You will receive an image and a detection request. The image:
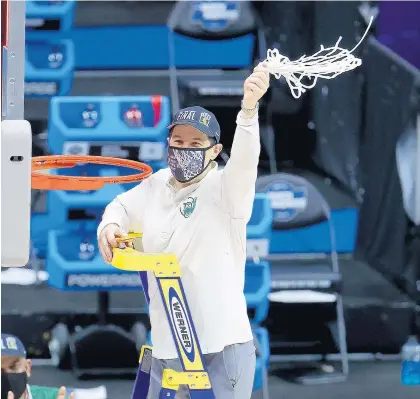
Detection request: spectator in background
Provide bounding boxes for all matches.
[396,124,419,226]
[1,334,74,399]
[396,123,420,300]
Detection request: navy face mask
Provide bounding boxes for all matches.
[2,371,27,399]
[167,146,213,183]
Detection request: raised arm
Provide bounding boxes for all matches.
[221,63,270,219]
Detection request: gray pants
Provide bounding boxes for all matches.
[148,340,256,398]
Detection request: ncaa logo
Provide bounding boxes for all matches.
[63,142,89,156]
[168,287,195,362]
[67,144,84,155]
[82,104,99,128]
[79,241,95,261]
[191,1,240,31]
[48,50,64,69]
[267,182,307,222]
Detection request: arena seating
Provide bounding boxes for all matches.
[70,2,252,70]
[48,95,169,167]
[25,1,75,99]
[34,95,169,376]
[43,94,170,271]
[30,95,170,258]
[247,192,273,260]
[167,1,257,112]
[25,39,74,98]
[26,0,76,35]
[256,172,358,254]
[47,226,142,292]
[167,1,276,174]
[257,172,349,383]
[244,193,272,394]
[252,327,270,392]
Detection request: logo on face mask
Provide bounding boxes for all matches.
[180,197,197,218]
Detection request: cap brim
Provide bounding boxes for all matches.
[167,121,218,141]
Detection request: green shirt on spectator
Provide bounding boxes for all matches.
[27,385,63,399]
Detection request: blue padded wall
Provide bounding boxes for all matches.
[25,1,76,98]
[31,95,170,257]
[26,0,76,36]
[25,39,74,97]
[47,229,142,291]
[48,95,170,173]
[247,193,273,259]
[42,25,254,70]
[257,175,358,254]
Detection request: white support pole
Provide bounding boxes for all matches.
[1,2,32,266]
[3,0,26,120]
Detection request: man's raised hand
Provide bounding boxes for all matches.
[243,62,270,110]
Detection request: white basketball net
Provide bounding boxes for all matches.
[266,17,373,99]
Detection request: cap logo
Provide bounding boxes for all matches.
[2,337,18,350]
[199,112,211,127]
[177,110,196,121]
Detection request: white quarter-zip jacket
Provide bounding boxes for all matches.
[98,111,260,359]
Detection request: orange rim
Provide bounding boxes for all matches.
[32,155,153,191]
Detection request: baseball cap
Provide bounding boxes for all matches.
[168,106,221,144]
[1,334,26,357]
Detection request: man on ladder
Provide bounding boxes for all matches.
[98,63,270,398]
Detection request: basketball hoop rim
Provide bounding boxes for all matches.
[31,155,153,191]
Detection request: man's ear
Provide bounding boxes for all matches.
[212,143,223,159]
[25,359,32,377]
